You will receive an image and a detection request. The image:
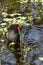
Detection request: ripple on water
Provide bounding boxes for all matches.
[24,25,43,60]
[24,25,43,43]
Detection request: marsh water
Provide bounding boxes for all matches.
[12,24,43,65]
[13,24,43,65]
[0,24,43,65]
[0,1,43,65]
[22,24,43,65]
[0,13,43,65]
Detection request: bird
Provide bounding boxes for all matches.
[6,24,21,52]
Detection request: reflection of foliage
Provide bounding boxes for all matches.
[5,1,43,22]
[12,2,20,11]
[17,20,25,26]
[28,16,33,22]
[0,1,43,65]
[37,2,42,10]
[0,2,43,44]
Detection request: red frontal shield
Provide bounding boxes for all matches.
[17,25,21,33]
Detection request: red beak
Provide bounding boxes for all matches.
[17,25,21,33]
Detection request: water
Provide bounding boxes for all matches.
[0,11,43,65]
[0,23,43,65]
[24,25,43,65]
